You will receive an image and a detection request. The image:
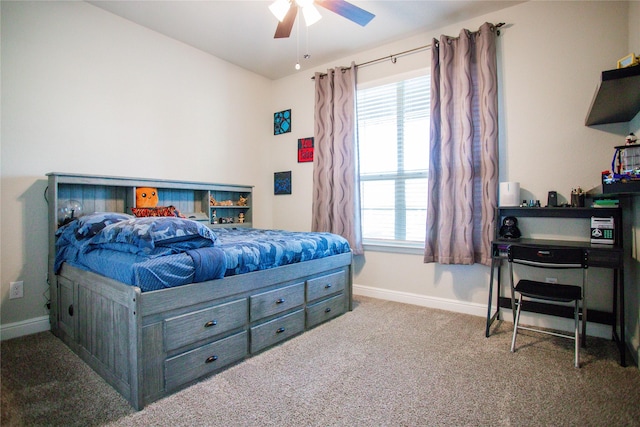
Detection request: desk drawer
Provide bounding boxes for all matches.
[164,299,247,352]
[307,271,346,302]
[250,309,304,353]
[250,283,304,322]
[587,248,622,268]
[164,331,247,391]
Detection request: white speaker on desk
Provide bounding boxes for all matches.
[499,182,520,206]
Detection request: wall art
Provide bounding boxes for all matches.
[274,109,291,135]
[297,137,314,162]
[274,171,292,195]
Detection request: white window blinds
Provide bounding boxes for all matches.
[357,74,430,244]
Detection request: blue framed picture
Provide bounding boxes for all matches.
[274,109,291,135]
[274,171,292,195]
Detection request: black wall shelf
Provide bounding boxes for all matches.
[585,65,640,126]
[498,206,619,219]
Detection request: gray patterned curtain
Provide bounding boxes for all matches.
[312,63,363,255]
[424,22,498,266]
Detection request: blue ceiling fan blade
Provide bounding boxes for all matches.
[316,0,375,27]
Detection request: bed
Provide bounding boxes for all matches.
[47,173,353,410]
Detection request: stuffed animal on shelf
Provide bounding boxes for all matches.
[133,187,185,218]
[237,195,248,206]
[136,187,159,208]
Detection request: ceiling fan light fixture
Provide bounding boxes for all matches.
[269,0,291,22]
[302,4,322,26]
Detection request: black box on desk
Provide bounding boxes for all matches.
[591,217,615,244]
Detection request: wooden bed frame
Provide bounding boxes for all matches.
[47,173,353,410]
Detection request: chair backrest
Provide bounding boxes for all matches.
[508,245,588,270]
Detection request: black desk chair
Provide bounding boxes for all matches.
[508,245,588,368]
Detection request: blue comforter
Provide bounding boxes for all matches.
[55,213,351,292]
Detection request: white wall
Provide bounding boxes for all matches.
[271,0,638,354]
[0,1,274,332]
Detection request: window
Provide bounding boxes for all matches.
[357,74,430,247]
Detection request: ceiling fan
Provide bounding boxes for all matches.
[269,0,375,39]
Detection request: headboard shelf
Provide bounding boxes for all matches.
[47,172,254,229]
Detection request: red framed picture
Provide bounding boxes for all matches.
[298,137,314,163]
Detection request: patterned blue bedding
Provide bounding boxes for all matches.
[55,213,351,292]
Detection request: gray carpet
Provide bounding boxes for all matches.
[2,296,640,426]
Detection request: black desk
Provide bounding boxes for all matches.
[485,208,626,366]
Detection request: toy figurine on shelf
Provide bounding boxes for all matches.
[499,216,521,239]
[625,132,637,145]
[237,195,248,206]
[571,188,585,207]
[209,196,233,206]
[238,212,245,223]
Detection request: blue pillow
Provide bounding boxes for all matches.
[87,217,217,256]
[75,212,134,240]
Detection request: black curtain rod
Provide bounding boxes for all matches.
[312,22,505,80]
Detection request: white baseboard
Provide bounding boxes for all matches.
[0,316,50,341]
[353,284,612,339]
[353,283,487,317]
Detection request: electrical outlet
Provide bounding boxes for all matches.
[10,281,24,299]
[545,277,558,284]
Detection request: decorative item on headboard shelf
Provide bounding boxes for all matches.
[136,187,158,208]
[237,195,248,206]
[209,196,233,206]
[58,199,84,226]
[134,187,185,218]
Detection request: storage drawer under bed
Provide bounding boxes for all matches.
[250,309,305,353]
[250,282,304,322]
[164,298,247,352]
[306,271,346,302]
[306,293,346,329]
[164,331,248,391]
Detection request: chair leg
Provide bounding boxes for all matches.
[574,300,580,368]
[511,295,523,353]
[581,304,587,348]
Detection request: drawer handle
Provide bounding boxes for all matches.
[324,307,332,313]
[276,327,286,334]
[324,284,332,289]
[276,298,286,304]
[205,355,218,364]
[204,320,218,328]
[68,304,74,317]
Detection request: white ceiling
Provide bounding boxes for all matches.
[88,0,523,80]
